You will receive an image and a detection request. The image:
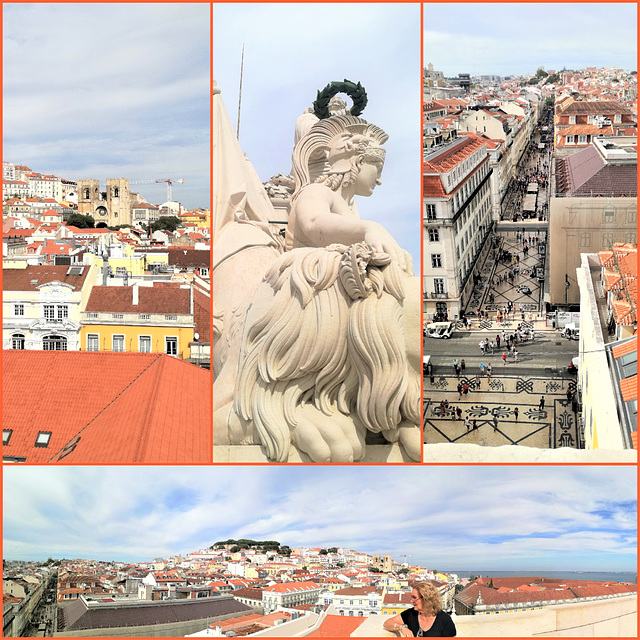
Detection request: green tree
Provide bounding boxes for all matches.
[398,568,410,575]
[454,584,465,594]
[230,545,241,553]
[66,213,95,228]
[319,549,328,555]
[327,547,338,554]
[150,216,181,234]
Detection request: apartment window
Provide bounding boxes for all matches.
[13,304,24,316]
[434,278,445,294]
[112,335,125,352]
[43,335,67,350]
[139,314,151,320]
[165,337,178,356]
[425,204,437,221]
[87,312,98,319]
[57,305,68,320]
[604,210,615,224]
[116,267,127,276]
[569,116,576,124]
[44,304,55,321]
[87,334,99,351]
[34,431,52,448]
[113,313,124,320]
[602,232,614,248]
[165,315,177,321]
[11,334,25,350]
[627,210,637,224]
[566,135,575,144]
[624,232,637,243]
[3,430,12,445]
[614,114,621,123]
[139,336,152,353]
[578,135,587,144]
[428,228,439,242]
[431,254,442,268]
[587,115,594,123]
[579,233,591,248]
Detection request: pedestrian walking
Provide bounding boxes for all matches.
[457,382,463,399]
[463,382,469,395]
[472,419,477,429]
[479,362,485,376]
[461,359,466,373]
[456,407,462,421]
[465,416,471,431]
[514,407,519,421]
[496,334,501,348]
[514,349,518,363]
[493,415,499,431]
[502,352,507,365]
[479,341,485,354]
[539,396,545,411]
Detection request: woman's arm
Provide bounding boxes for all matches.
[382,613,413,636]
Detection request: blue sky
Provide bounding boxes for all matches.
[3,3,210,209]
[425,3,637,77]
[213,3,422,268]
[4,466,636,572]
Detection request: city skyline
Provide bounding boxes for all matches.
[424,3,637,77]
[4,466,636,572]
[213,3,422,268]
[2,3,210,209]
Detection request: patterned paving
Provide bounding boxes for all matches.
[423,375,581,449]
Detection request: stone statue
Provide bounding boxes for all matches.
[213,81,420,462]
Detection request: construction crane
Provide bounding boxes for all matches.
[130,178,185,202]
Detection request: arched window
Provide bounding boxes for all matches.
[43,335,68,351]
[11,333,25,350]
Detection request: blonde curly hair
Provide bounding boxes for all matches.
[413,582,443,616]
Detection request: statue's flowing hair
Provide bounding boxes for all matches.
[232,243,420,462]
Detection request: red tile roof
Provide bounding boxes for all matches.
[612,337,637,359]
[85,284,191,314]
[308,614,367,637]
[3,351,211,463]
[3,265,89,291]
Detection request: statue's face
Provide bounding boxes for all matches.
[353,161,383,197]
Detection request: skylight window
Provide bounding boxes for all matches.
[3,430,12,445]
[35,431,52,447]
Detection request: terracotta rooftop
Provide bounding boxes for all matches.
[3,265,89,291]
[85,284,191,315]
[264,581,319,593]
[308,614,367,637]
[555,145,637,196]
[3,351,211,463]
[138,246,210,269]
[558,98,633,115]
[424,133,487,174]
[558,124,613,136]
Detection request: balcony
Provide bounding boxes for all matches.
[429,291,449,299]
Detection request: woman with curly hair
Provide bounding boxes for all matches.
[383,582,456,637]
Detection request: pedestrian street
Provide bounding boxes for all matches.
[462,230,546,326]
[423,374,581,449]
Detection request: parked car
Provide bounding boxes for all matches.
[425,321,453,339]
[567,357,579,373]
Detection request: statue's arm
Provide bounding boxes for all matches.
[294,187,406,269]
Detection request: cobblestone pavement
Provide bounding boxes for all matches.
[423,374,582,449]
[423,226,583,450]
[464,230,546,323]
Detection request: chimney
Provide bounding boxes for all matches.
[132,282,139,306]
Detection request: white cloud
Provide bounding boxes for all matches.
[4,466,635,571]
